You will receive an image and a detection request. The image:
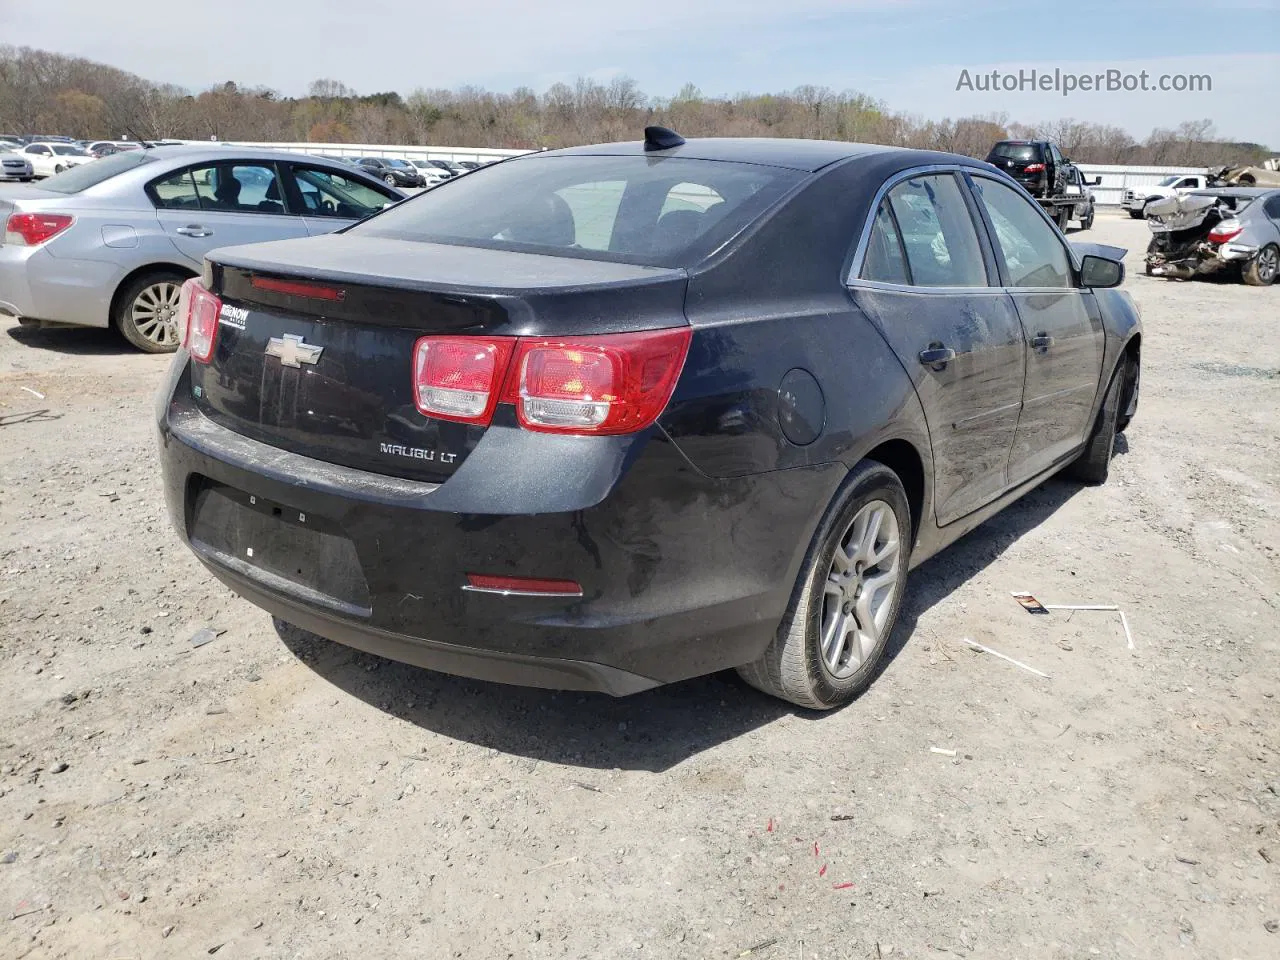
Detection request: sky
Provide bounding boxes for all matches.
[4,0,1278,147]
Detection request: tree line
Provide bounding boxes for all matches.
[1,45,1271,168]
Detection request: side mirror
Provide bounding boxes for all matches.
[1090,176,1102,186]
[1080,254,1124,288]
[1062,157,1072,164]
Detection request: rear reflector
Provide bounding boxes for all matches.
[413,336,515,424]
[463,574,583,597]
[179,277,222,363]
[4,212,74,246]
[251,275,345,301]
[504,327,692,435]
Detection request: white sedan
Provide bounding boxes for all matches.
[22,142,94,178]
[407,159,451,186]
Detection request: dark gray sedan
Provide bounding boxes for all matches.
[0,146,403,351]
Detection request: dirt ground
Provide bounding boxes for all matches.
[1,211,1278,960]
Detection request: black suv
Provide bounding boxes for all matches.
[355,157,426,188]
[985,140,1070,199]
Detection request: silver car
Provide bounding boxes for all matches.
[0,149,34,182]
[1145,187,1280,286]
[0,146,404,351]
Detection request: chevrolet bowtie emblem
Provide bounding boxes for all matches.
[265,334,323,368]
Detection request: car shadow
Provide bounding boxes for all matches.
[274,475,1090,772]
[4,322,131,356]
[881,475,1083,670]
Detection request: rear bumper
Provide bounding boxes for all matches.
[0,244,119,327]
[157,359,842,695]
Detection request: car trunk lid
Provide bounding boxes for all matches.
[191,235,689,482]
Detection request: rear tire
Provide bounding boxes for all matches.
[1082,207,1095,230]
[1054,206,1070,231]
[114,270,190,353]
[1242,244,1278,286]
[737,462,911,710]
[384,174,396,186]
[1068,357,1129,484]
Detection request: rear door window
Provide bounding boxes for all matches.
[150,169,202,209]
[882,174,988,287]
[192,163,287,214]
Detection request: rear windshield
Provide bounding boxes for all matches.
[40,149,158,193]
[988,143,1041,161]
[352,154,804,267]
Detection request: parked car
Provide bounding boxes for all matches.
[984,139,1091,230]
[86,140,143,158]
[1209,163,1280,188]
[0,134,24,148]
[156,128,1141,709]
[21,135,75,145]
[456,160,484,170]
[423,158,467,178]
[22,142,94,178]
[408,159,451,186]
[1120,173,1208,219]
[1145,187,1280,285]
[0,146,404,352]
[0,149,35,181]
[355,157,426,188]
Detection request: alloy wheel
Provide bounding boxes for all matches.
[131,282,182,348]
[1259,246,1279,283]
[819,499,902,679]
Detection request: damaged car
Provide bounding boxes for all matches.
[1145,188,1280,286]
[1208,161,1280,189]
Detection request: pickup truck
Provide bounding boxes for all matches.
[985,139,1100,231]
[1120,173,1209,219]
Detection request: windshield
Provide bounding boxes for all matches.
[52,145,87,156]
[40,149,157,193]
[386,159,412,168]
[352,154,804,267]
[989,143,1040,161]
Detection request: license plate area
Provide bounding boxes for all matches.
[188,479,371,615]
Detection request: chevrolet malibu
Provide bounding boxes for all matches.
[156,129,1141,709]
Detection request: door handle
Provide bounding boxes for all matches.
[175,225,212,237]
[1030,334,1054,351]
[918,345,956,369]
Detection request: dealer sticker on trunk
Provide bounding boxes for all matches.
[219,304,248,330]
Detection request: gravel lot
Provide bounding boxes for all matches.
[1,210,1278,959]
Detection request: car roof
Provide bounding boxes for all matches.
[136,144,353,165]
[543,137,900,172]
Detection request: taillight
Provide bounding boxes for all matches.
[412,336,515,424]
[4,212,74,246]
[1207,219,1243,244]
[504,327,692,435]
[179,277,221,363]
[1024,163,1046,173]
[411,328,692,434]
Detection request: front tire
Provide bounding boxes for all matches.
[737,462,911,710]
[384,174,396,186]
[114,270,189,353]
[1242,244,1278,286]
[1128,209,1143,219]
